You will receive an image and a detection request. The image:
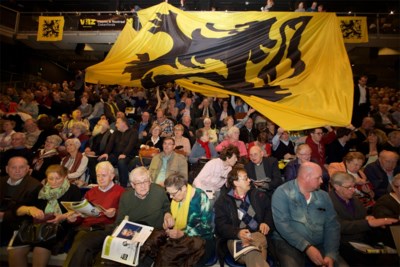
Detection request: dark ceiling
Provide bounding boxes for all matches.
[2,0,399,13]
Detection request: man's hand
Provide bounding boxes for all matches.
[103,208,116,218]
[322,256,334,267]
[166,229,184,239]
[259,223,270,235]
[305,245,325,266]
[238,229,253,247]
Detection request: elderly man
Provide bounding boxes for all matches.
[239,117,259,145]
[245,146,282,196]
[65,166,173,267]
[271,162,340,267]
[0,132,33,174]
[98,117,137,187]
[0,156,42,246]
[153,108,175,137]
[23,118,41,149]
[364,150,400,200]
[329,172,398,266]
[149,137,188,186]
[381,130,400,154]
[137,111,152,141]
[64,161,125,267]
[85,119,113,183]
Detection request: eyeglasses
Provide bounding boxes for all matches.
[238,176,249,182]
[131,180,150,187]
[167,188,181,197]
[340,185,356,191]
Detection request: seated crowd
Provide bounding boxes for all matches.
[0,80,400,267]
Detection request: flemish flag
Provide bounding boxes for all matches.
[86,3,353,130]
[37,16,65,41]
[338,16,369,43]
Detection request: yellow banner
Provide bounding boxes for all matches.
[86,3,353,130]
[338,16,369,43]
[37,16,65,41]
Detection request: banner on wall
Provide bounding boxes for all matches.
[86,3,353,130]
[37,16,65,41]
[78,15,127,31]
[338,16,369,43]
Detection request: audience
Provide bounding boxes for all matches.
[284,143,312,182]
[31,135,62,181]
[61,138,88,187]
[188,128,218,164]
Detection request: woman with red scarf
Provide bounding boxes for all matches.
[61,138,88,187]
[189,128,218,164]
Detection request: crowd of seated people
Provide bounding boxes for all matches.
[0,79,400,267]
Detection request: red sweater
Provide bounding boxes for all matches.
[305,131,336,167]
[81,184,125,227]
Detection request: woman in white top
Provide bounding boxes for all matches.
[173,124,191,156]
[61,138,88,187]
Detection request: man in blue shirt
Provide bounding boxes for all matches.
[271,162,340,267]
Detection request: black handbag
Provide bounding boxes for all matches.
[16,220,60,245]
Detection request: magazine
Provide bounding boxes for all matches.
[349,241,397,254]
[101,219,154,266]
[61,199,105,217]
[233,239,260,260]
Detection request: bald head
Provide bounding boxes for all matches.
[249,145,264,164]
[297,162,323,193]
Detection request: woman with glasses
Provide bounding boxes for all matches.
[328,151,375,210]
[163,174,214,266]
[215,165,273,267]
[329,172,398,267]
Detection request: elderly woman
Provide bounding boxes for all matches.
[356,129,384,165]
[70,121,90,152]
[61,138,88,187]
[143,124,164,151]
[0,119,16,151]
[328,151,375,209]
[218,108,255,142]
[31,135,62,181]
[189,128,218,164]
[193,145,239,202]
[202,117,218,144]
[17,92,39,119]
[216,126,248,158]
[173,124,191,156]
[283,143,311,182]
[8,165,81,267]
[163,174,214,266]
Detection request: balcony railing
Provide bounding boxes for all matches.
[1,5,399,36]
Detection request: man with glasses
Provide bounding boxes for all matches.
[215,165,273,267]
[305,126,336,169]
[65,166,173,267]
[149,137,188,186]
[329,172,398,266]
[153,108,174,137]
[271,162,340,267]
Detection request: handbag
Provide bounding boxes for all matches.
[15,220,60,245]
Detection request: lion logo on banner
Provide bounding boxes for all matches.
[123,10,312,102]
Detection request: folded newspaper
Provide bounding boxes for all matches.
[61,199,104,217]
[101,219,154,266]
[233,240,260,260]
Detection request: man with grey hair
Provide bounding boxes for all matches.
[23,118,41,149]
[329,171,398,266]
[364,150,400,200]
[0,132,33,174]
[272,162,340,267]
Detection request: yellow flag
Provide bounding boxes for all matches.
[37,16,64,41]
[338,16,369,43]
[86,3,353,130]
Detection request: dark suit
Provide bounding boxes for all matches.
[240,127,259,144]
[352,84,370,127]
[0,175,42,245]
[245,157,282,197]
[364,160,400,200]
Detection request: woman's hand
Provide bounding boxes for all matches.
[66,212,81,223]
[47,213,67,224]
[163,213,175,230]
[166,229,184,239]
[27,206,45,220]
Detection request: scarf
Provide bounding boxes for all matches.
[171,184,193,230]
[197,139,211,159]
[62,152,83,173]
[38,178,70,214]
